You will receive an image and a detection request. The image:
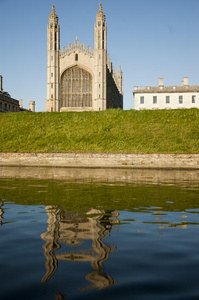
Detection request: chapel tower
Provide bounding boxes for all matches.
[46,4,60,112]
[94,3,107,111]
[45,3,123,112]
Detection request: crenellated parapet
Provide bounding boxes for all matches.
[106,54,123,94]
[60,37,94,58]
[46,3,123,111]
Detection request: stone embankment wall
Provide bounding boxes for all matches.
[1,166,199,184]
[0,153,199,169]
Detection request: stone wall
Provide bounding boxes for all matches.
[0,153,198,169]
[1,166,199,184]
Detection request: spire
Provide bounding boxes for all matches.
[117,65,123,94]
[47,4,60,112]
[96,2,105,21]
[49,4,58,21]
[118,65,122,77]
[74,36,79,46]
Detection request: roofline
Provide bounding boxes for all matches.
[133,85,199,95]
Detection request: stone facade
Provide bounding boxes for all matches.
[0,91,20,113]
[133,77,199,110]
[45,3,123,112]
[0,75,20,112]
[0,75,35,113]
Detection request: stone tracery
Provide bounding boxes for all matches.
[46,3,123,112]
[61,67,92,108]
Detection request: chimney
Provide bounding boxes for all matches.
[182,77,189,86]
[19,99,23,108]
[159,77,164,86]
[29,101,35,112]
[0,75,3,91]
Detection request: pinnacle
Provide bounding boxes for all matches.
[49,4,58,20]
[96,2,105,21]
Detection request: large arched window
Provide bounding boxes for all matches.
[61,67,92,108]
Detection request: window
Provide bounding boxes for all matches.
[51,73,53,77]
[61,66,92,108]
[0,102,2,110]
[50,33,53,50]
[192,95,196,103]
[51,94,53,99]
[75,54,78,61]
[166,96,170,104]
[179,96,183,104]
[140,96,144,104]
[55,33,57,50]
[153,96,157,104]
[99,84,101,88]
[51,84,53,89]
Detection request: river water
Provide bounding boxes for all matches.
[0,167,199,300]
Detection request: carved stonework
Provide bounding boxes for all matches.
[96,2,105,21]
[61,66,92,108]
[60,37,93,58]
[46,3,123,112]
[49,4,58,21]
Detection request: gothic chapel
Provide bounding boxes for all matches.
[45,3,123,112]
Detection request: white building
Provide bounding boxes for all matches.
[133,77,199,110]
[45,3,123,112]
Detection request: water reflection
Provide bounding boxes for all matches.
[0,202,3,226]
[41,207,119,290]
[1,175,199,300]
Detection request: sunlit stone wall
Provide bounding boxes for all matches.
[0,153,198,169]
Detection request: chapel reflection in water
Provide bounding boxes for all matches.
[41,206,120,290]
[0,202,4,226]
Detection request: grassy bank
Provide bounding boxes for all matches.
[0,109,199,153]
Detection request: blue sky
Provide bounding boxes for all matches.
[0,0,199,111]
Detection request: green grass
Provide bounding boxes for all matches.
[0,109,199,153]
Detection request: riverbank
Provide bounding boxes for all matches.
[1,109,199,153]
[0,153,199,169]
